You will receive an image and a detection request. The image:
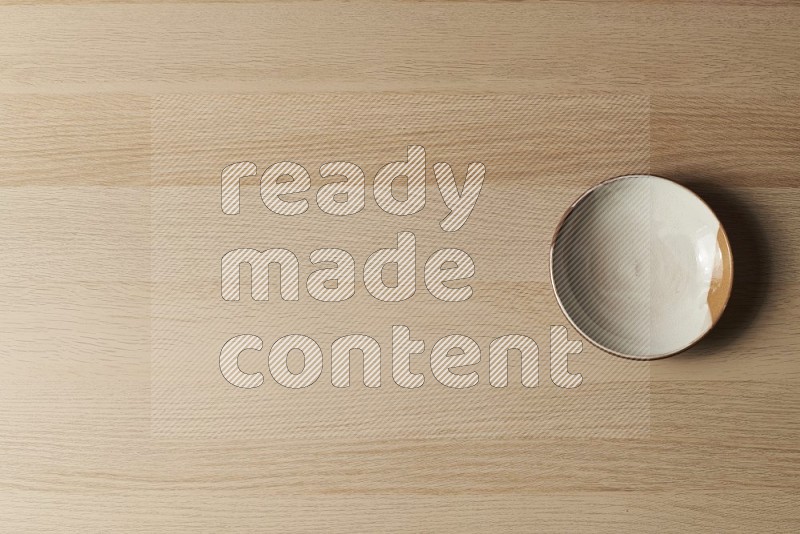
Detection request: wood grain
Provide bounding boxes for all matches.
[1,1,799,532]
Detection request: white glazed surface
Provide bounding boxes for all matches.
[551,175,729,359]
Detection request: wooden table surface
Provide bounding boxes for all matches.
[1,1,799,532]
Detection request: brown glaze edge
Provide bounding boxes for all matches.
[707,226,734,324]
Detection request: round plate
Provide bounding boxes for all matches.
[550,175,733,360]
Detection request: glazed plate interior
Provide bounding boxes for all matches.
[550,175,733,359]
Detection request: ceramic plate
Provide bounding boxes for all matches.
[550,175,733,359]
